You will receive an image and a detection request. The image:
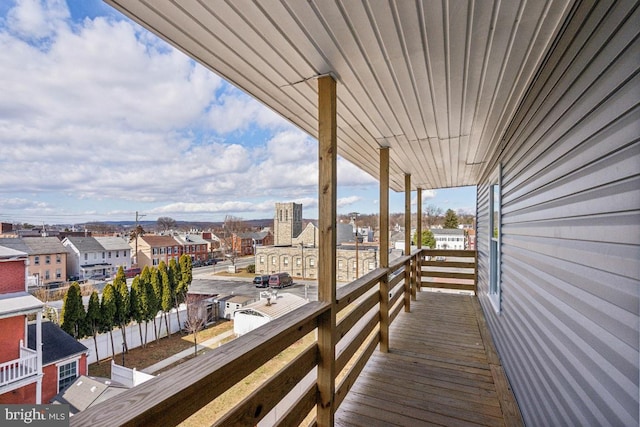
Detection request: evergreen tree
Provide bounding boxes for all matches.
[101,283,117,356]
[179,254,193,287]
[61,282,85,338]
[113,271,130,352]
[161,269,173,336]
[175,255,192,322]
[169,258,183,331]
[130,277,145,346]
[139,267,153,345]
[444,209,459,229]
[85,290,102,363]
[168,258,181,295]
[149,267,162,342]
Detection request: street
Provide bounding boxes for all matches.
[191,263,319,302]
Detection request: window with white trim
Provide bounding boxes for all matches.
[58,360,77,392]
[489,166,502,312]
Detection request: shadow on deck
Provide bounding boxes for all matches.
[336,291,524,427]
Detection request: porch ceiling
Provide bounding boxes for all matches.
[106,0,573,192]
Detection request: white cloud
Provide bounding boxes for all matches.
[6,0,69,40]
[1,2,458,224]
[337,158,377,186]
[207,90,290,134]
[337,196,361,208]
[0,197,49,210]
[411,190,437,206]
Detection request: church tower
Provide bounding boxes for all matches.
[274,202,302,246]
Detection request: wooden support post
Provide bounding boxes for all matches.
[416,188,422,293]
[404,174,413,309]
[417,187,422,292]
[317,75,337,426]
[379,147,390,353]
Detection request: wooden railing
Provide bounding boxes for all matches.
[0,347,38,387]
[420,249,477,293]
[71,249,474,426]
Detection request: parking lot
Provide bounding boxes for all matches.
[189,273,319,302]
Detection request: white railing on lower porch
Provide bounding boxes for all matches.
[0,346,38,387]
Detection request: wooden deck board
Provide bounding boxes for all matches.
[336,291,523,427]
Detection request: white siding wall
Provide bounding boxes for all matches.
[476,1,639,425]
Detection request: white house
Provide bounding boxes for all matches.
[431,229,465,250]
[61,236,111,280]
[93,236,132,276]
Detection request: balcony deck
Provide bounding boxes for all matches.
[335,291,523,427]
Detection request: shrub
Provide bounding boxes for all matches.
[246,264,256,273]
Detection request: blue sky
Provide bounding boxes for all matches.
[0,0,476,225]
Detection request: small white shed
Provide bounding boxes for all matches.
[233,293,307,336]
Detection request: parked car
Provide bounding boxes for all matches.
[253,275,270,288]
[45,281,64,289]
[269,272,293,289]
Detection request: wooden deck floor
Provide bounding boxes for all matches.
[335,291,523,427]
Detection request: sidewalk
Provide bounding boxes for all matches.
[141,329,235,374]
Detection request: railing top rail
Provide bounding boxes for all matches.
[70,301,329,427]
[410,248,423,257]
[419,248,477,257]
[389,255,411,271]
[336,268,386,312]
[20,346,37,355]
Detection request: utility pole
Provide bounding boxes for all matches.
[134,211,146,267]
[350,212,359,279]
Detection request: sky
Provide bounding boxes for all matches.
[0,0,476,226]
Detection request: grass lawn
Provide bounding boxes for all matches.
[88,320,234,378]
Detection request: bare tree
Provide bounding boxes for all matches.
[157,216,177,232]
[423,204,443,228]
[183,294,209,356]
[129,224,145,267]
[222,215,248,266]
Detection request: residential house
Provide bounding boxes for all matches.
[61,236,111,281]
[0,237,68,286]
[22,237,69,286]
[233,231,273,256]
[431,228,466,250]
[72,1,640,426]
[133,235,182,269]
[93,236,132,276]
[27,321,89,403]
[200,232,222,259]
[230,232,253,256]
[465,228,476,251]
[173,233,209,262]
[0,245,44,404]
